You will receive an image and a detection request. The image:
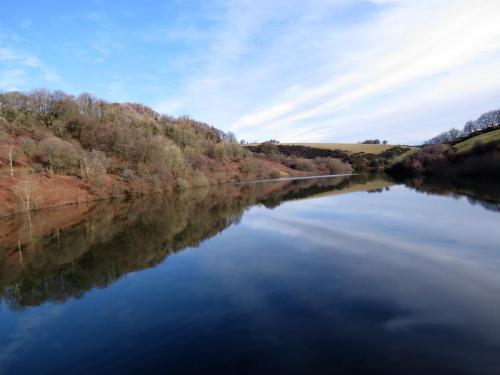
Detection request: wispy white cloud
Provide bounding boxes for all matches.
[0,306,63,371]
[2,1,498,143]
[0,42,60,90]
[0,69,26,91]
[240,189,500,340]
[19,20,32,29]
[0,47,41,68]
[154,0,500,144]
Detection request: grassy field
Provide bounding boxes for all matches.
[392,147,419,162]
[304,179,394,200]
[280,143,415,155]
[453,129,500,153]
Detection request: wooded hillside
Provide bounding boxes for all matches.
[0,89,352,216]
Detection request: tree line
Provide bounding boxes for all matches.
[425,109,500,145]
[0,89,355,211]
[0,89,265,196]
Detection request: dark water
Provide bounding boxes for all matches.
[0,175,500,374]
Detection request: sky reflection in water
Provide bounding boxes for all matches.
[0,176,499,374]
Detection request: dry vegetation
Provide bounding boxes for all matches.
[0,89,353,215]
[247,142,414,172]
[389,140,500,180]
[249,141,354,175]
[281,143,401,155]
[389,111,500,180]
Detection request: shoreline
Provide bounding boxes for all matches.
[0,171,352,219]
[235,173,356,185]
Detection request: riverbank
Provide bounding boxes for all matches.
[0,174,361,257]
[0,166,337,218]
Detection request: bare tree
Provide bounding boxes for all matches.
[8,145,14,177]
[17,240,23,266]
[15,175,34,212]
[463,121,476,136]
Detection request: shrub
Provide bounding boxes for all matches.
[191,170,209,187]
[389,144,453,177]
[269,169,281,179]
[36,137,81,174]
[19,137,37,157]
[32,162,44,173]
[0,130,11,143]
[164,124,202,149]
[175,177,190,191]
[325,158,352,174]
[81,150,108,181]
[260,141,279,156]
[211,142,247,161]
[240,158,254,174]
[213,171,226,184]
[121,168,135,180]
[293,157,315,171]
[252,159,268,178]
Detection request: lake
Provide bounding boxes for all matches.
[0,175,499,374]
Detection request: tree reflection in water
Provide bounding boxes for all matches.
[1,174,498,310]
[0,175,373,309]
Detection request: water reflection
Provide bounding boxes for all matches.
[0,175,499,375]
[399,176,500,212]
[0,175,384,309]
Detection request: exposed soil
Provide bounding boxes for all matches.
[0,158,314,218]
[0,173,95,217]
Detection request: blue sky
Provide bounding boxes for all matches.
[1,0,500,144]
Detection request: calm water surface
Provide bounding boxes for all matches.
[0,175,499,374]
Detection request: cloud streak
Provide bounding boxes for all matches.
[155,0,500,144]
[1,1,499,143]
[0,41,60,90]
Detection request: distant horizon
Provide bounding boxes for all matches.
[1,1,500,144]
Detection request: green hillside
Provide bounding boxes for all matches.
[453,129,500,153]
